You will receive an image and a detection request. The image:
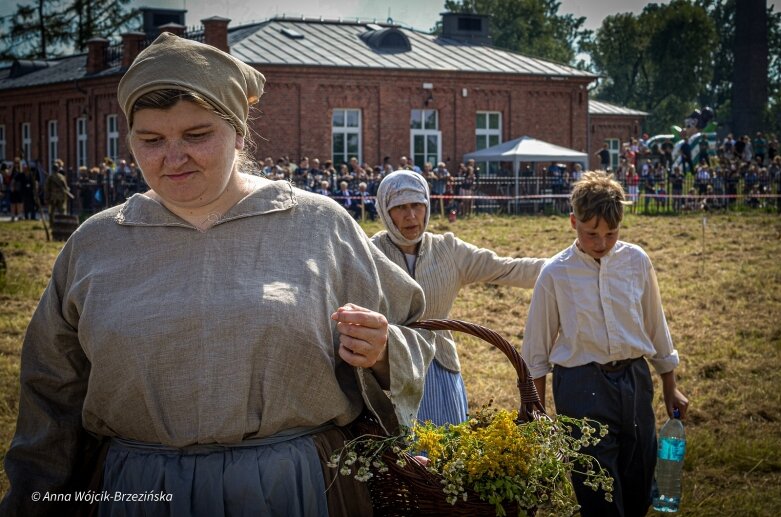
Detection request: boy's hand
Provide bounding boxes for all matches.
[661,370,689,419]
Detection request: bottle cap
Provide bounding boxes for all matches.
[673,407,681,419]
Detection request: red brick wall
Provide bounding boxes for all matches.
[589,114,645,170]
[1,64,604,173]
[251,66,592,171]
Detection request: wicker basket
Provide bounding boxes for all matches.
[353,319,548,517]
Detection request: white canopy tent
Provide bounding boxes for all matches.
[463,136,589,212]
[463,135,588,169]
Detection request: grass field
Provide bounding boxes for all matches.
[1,211,780,515]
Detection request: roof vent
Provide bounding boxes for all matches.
[360,27,410,52]
[280,27,304,39]
[140,7,187,39]
[9,59,50,78]
[440,12,491,44]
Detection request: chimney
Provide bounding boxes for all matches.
[158,22,186,37]
[86,37,109,74]
[202,16,230,53]
[440,12,491,45]
[121,31,147,68]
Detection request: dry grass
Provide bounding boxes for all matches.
[1,212,780,515]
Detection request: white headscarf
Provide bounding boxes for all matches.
[376,170,430,248]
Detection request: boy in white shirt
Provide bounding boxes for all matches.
[522,171,689,517]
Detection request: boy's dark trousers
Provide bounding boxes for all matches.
[553,358,656,517]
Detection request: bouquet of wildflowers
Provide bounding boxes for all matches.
[329,405,613,516]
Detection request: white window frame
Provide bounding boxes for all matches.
[410,109,441,170]
[48,120,59,173]
[76,117,88,168]
[607,138,620,171]
[331,109,362,167]
[106,114,119,164]
[0,125,5,161]
[476,111,502,175]
[21,122,31,162]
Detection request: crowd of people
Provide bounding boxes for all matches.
[0,157,149,223]
[2,132,780,224]
[604,131,781,213]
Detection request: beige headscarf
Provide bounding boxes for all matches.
[117,32,265,136]
[376,170,431,248]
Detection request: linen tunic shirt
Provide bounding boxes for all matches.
[371,231,544,371]
[521,240,679,379]
[2,179,434,513]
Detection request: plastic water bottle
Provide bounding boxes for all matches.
[653,408,686,512]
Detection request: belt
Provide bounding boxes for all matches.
[110,423,335,454]
[596,357,640,373]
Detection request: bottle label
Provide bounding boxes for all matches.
[659,437,686,461]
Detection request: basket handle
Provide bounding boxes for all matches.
[409,319,547,422]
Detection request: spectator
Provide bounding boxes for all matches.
[753,132,767,165]
[9,158,25,221]
[336,180,359,219]
[670,166,684,212]
[625,164,639,213]
[460,165,477,216]
[398,156,413,171]
[355,182,376,221]
[695,164,711,195]
[661,138,674,171]
[680,136,694,175]
[0,163,10,215]
[571,163,584,183]
[44,166,72,224]
[20,162,38,221]
[316,180,332,196]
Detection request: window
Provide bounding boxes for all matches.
[47,120,59,173]
[331,109,361,167]
[607,139,620,170]
[0,125,5,161]
[410,109,440,169]
[76,117,88,168]
[21,122,31,161]
[476,111,502,175]
[106,114,119,163]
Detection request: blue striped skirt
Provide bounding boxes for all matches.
[416,359,469,426]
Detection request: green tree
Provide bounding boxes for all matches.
[0,0,138,59]
[582,13,648,107]
[439,0,591,66]
[586,1,716,134]
[1,0,72,59]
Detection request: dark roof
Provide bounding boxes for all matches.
[589,99,648,116]
[0,16,594,92]
[229,17,595,78]
[0,54,92,90]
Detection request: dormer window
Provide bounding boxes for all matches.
[360,26,410,51]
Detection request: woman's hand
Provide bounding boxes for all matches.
[331,303,389,371]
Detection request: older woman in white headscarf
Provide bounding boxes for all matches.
[372,170,547,426]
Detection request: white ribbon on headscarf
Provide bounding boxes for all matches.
[376,170,431,248]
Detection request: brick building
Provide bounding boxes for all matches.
[588,100,649,170]
[0,11,644,175]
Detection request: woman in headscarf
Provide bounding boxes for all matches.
[1,33,435,517]
[372,170,546,426]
